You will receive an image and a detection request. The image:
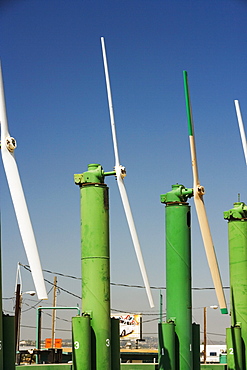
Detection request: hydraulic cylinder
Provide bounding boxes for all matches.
[158,322,176,370]
[227,326,243,370]
[3,315,14,370]
[192,323,200,370]
[161,184,193,370]
[75,164,111,370]
[72,315,91,370]
[224,202,247,370]
[111,318,120,370]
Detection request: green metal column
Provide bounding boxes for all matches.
[192,323,200,370]
[75,164,112,370]
[161,184,193,370]
[3,315,14,370]
[72,315,91,370]
[227,326,243,370]
[224,202,247,370]
[111,317,120,370]
[158,322,176,370]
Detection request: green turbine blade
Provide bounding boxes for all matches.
[183,70,194,136]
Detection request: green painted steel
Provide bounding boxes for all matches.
[227,326,243,370]
[3,314,15,370]
[111,318,120,370]
[160,184,193,204]
[158,322,175,370]
[192,323,200,370]
[224,202,247,370]
[72,315,91,370]
[75,164,111,370]
[183,70,193,136]
[161,184,193,370]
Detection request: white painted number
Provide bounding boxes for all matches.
[106,339,110,347]
[229,348,234,355]
[74,341,80,350]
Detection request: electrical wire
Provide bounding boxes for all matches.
[16,263,228,337]
[19,264,230,290]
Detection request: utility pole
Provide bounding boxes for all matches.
[14,284,21,356]
[51,277,57,348]
[203,307,207,364]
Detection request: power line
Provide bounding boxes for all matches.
[21,264,81,300]
[19,264,230,291]
[16,264,229,330]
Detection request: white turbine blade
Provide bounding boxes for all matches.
[0,64,47,300]
[101,38,154,307]
[189,135,200,190]
[194,193,227,312]
[1,150,48,300]
[184,71,227,313]
[117,174,154,308]
[190,133,227,312]
[234,100,247,165]
[101,37,120,167]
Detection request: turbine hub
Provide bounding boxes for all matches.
[116,165,126,179]
[6,136,17,152]
[197,185,205,195]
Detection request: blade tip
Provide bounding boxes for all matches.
[149,299,155,308]
[220,308,228,315]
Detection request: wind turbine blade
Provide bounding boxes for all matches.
[0,64,47,300]
[234,100,247,165]
[0,63,9,139]
[194,195,227,313]
[101,38,154,307]
[183,71,227,314]
[101,37,120,167]
[183,71,200,188]
[117,175,154,308]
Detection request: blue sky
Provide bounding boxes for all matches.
[1,0,247,342]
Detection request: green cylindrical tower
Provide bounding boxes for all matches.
[158,322,176,370]
[72,315,91,370]
[111,318,120,370]
[224,202,247,370]
[227,326,243,370]
[161,184,193,370]
[3,315,15,370]
[75,164,111,370]
[192,323,200,370]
